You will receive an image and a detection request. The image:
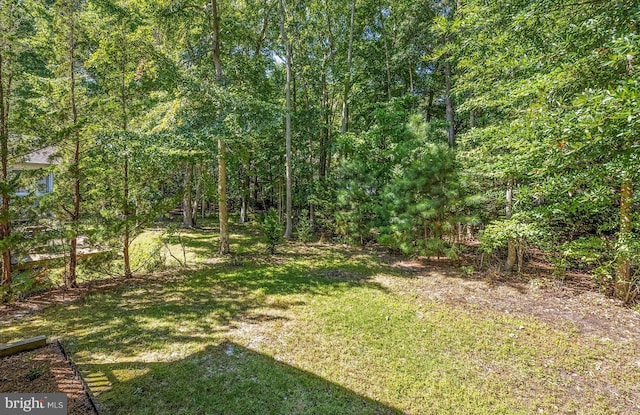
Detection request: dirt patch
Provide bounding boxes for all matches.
[381,257,640,343]
[0,342,98,415]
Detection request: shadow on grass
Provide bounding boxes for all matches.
[1,254,391,357]
[87,341,401,415]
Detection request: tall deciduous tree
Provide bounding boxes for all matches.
[279,0,293,239]
[211,0,230,254]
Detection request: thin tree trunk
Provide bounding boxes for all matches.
[192,162,201,227]
[240,158,250,223]
[517,239,524,273]
[120,27,132,278]
[279,0,293,239]
[326,105,334,176]
[250,159,258,211]
[341,0,356,133]
[615,176,633,302]
[378,0,392,100]
[123,156,132,277]
[319,70,328,178]
[408,64,414,94]
[66,9,80,288]
[211,0,229,254]
[240,194,247,223]
[278,177,283,221]
[0,52,12,286]
[426,90,434,123]
[444,63,455,147]
[218,137,229,253]
[505,176,516,272]
[183,162,194,228]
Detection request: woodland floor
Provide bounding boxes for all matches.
[1,227,639,414]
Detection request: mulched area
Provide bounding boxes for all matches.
[0,342,99,415]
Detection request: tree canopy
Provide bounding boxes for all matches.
[0,0,638,303]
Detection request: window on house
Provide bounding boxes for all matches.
[14,172,53,195]
[36,174,53,194]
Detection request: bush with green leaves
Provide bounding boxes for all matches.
[480,214,544,271]
[261,209,283,254]
[297,209,313,243]
[560,237,612,269]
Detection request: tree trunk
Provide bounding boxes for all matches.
[123,156,132,277]
[0,48,12,286]
[65,8,80,289]
[408,62,414,95]
[211,0,229,254]
[615,176,633,302]
[444,63,455,147]
[319,70,328,178]
[341,0,356,133]
[218,139,229,253]
[505,176,516,272]
[183,162,194,228]
[517,239,524,273]
[240,196,247,223]
[240,158,250,223]
[120,25,133,278]
[192,163,201,227]
[426,90,434,123]
[378,0,392,100]
[280,0,293,239]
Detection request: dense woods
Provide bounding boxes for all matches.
[0,0,638,303]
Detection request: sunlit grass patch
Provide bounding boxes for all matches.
[1,226,639,414]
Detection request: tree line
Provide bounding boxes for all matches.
[0,0,637,303]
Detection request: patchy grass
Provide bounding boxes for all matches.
[2,224,639,414]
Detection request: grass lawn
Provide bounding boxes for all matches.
[1,224,639,414]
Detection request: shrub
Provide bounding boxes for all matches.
[261,209,283,254]
[480,214,544,272]
[297,209,313,243]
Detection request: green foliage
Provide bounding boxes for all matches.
[26,366,45,381]
[561,237,612,269]
[456,0,639,281]
[260,208,282,254]
[130,233,165,273]
[3,0,639,304]
[296,209,313,243]
[336,99,465,256]
[379,117,463,257]
[0,269,55,303]
[479,215,544,255]
[460,265,475,277]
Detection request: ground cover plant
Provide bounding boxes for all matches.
[2,225,639,414]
